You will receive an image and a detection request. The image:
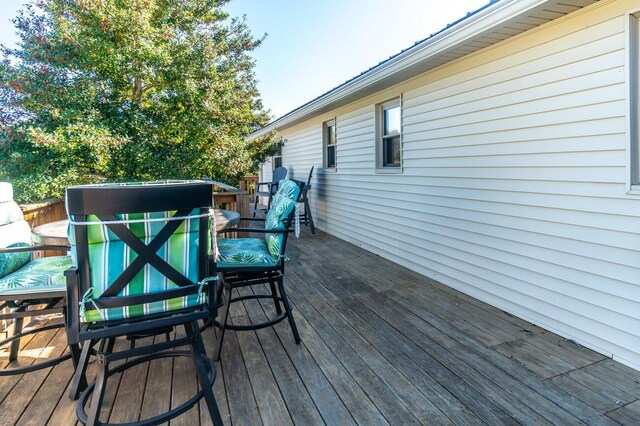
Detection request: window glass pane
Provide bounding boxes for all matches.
[329,124,336,145]
[327,145,336,168]
[383,136,401,167]
[273,156,282,169]
[384,105,400,135]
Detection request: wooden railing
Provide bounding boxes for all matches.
[20,198,66,228]
[239,175,259,203]
[20,199,67,258]
[210,181,251,237]
[210,181,250,216]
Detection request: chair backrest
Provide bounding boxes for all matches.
[0,183,32,278]
[305,166,314,188]
[299,166,314,201]
[270,167,288,196]
[66,181,213,323]
[272,167,288,184]
[264,179,302,257]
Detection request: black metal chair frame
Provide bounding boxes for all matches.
[298,166,315,234]
[0,244,82,376]
[65,182,223,426]
[252,166,287,217]
[213,179,304,361]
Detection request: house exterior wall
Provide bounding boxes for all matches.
[272,0,640,369]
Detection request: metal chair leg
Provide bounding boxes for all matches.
[278,279,301,344]
[213,285,232,361]
[186,321,224,426]
[253,193,259,217]
[269,279,282,315]
[70,340,94,400]
[304,197,315,234]
[9,317,24,362]
[84,355,108,426]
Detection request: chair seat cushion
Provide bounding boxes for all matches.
[0,256,73,296]
[83,292,206,323]
[217,238,279,268]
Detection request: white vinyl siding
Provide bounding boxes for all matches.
[271,0,640,370]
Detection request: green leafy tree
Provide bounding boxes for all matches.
[0,0,278,202]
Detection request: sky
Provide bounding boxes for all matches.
[0,0,488,119]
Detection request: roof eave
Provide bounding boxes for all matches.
[248,0,592,140]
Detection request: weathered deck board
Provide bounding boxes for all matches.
[2,228,640,425]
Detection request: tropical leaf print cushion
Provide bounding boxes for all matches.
[217,238,278,267]
[0,242,31,278]
[0,255,73,295]
[264,179,300,258]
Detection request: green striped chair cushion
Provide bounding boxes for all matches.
[0,256,73,296]
[70,210,208,323]
[264,179,300,257]
[217,238,279,268]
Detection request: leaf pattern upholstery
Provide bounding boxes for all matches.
[0,185,71,291]
[0,243,31,278]
[264,179,300,257]
[0,182,73,296]
[0,256,73,296]
[217,238,278,268]
[217,179,300,268]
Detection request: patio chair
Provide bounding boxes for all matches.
[253,166,287,216]
[65,180,222,426]
[0,182,79,376]
[213,178,303,361]
[298,166,315,234]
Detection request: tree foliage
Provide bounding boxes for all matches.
[0,0,278,202]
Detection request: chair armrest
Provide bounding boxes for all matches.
[65,267,80,345]
[255,182,274,190]
[217,228,293,235]
[239,217,266,221]
[0,245,70,253]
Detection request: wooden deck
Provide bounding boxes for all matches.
[2,228,640,425]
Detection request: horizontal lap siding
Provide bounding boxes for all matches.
[278,0,640,369]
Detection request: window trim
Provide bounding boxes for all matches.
[323,118,337,172]
[375,96,403,173]
[272,141,283,170]
[627,10,640,194]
